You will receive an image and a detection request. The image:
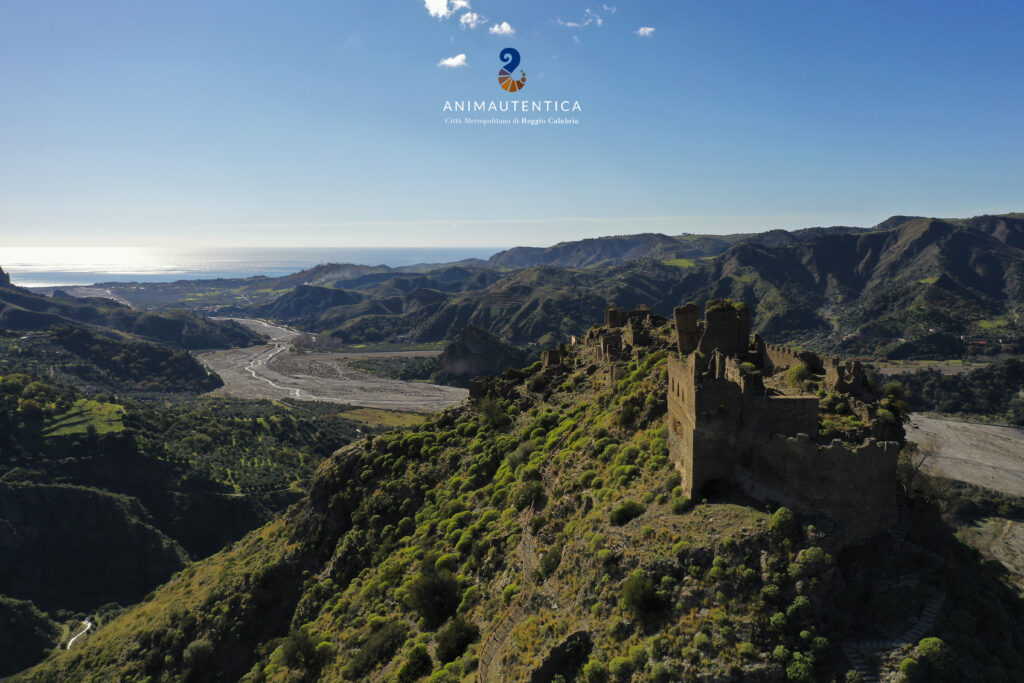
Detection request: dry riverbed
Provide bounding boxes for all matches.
[907,414,1024,498]
[198,318,466,412]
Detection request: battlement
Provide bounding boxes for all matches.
[665,300,899,545]
[605,304,653,328]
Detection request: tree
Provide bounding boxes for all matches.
[899,437,937,491]
[406,568,460,629]
[435,616,479,663]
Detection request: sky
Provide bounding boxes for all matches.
[1,0,1022,248]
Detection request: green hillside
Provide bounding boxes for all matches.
[17,321,1024,682]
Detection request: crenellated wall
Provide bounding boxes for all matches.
[760,340,824,374]
[666,301,899,546]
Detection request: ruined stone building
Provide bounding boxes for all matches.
[667,301,900,544]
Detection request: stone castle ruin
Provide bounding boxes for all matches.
[499,299,898,545]
[666,300,899,544]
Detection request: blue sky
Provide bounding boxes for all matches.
[1,0,1022,247]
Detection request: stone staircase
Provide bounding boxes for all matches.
[477,431,571,682]
[889,490,911,543]
[842,491,947,681]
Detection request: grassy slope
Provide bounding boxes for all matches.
[11,343,865,681]
[18,325,1024,682]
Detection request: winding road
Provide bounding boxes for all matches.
[197,318,466,412]
[67,620,92,649]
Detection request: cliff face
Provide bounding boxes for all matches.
[0,266,11,288]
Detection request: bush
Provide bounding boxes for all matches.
[785,652,814,682]
[771,507,796,536]
[608,656,635,680]
[738,642,757,659]
[621,569,660,617]
[344,621,408,679]
[899,657,918,676]
[610,500,645,526]
[582,660,609,683]
[693,632,711,650]
[435,616,479,663]
[396,644,433,682]
[918,637,953,678]
[513,480,544,510]
[786,364,811,387]
[406,568,460,628]
[671,496,691,514]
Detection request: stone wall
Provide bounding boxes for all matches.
[666,302,899,546]
[674,304,701,355]
[760,340,824,375]
[697,304,750,357]
[735,435,898,545]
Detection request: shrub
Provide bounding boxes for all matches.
[786,364,811,387]
[406,569,460,628]
[771,507,796,536]
[772,645,791,662]
[918,637,953,678]
[513,481,544,511]
[621,569,660,617]
[693,632,712,650]
[345,621,408,679]
[502,583,520,605]
[672,496,692,514]
[582,660,609,683]
[899,657,918,676]
[435,616,479,663]
[785,652,814,682]
[396,644,433,682]
[608,656,635,680]
[610,500,645,526]
[738,642,757,659]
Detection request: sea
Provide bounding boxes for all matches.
[0,247,503,288]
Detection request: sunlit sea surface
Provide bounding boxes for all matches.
[0,247,501,288]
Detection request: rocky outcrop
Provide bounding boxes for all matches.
[437,326,535,387]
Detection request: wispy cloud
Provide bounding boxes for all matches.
[489,21,515,35]
[557,8,603,28]
[635,26,655,37]
[424,0,470,19]
[459,12,482,29]
[438,53,468,67]
[603,4,617,12]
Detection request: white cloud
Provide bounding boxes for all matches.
[557,9,602,29]
[459,12,482,29]
[438,53,468,67]
[424,0,469,19]
[635,26,655,37]
[603,4,617,12]
[489,21,515,35]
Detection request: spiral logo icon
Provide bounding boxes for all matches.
[497,47,526,93]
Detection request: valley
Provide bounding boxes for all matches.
[907,414,1024,497]
[198,318,466,411]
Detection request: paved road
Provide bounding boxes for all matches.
[907,414,1024,497]
[197,319,466,412]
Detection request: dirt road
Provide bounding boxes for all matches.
[907,414,1024,498]
[198,319,465,412]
